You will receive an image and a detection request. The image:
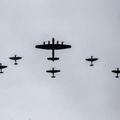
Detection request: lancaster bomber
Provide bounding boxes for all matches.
[112,68,120,78]
[85,56,98,66]
[35,37,71,61]
[46,68,60,78]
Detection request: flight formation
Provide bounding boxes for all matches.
[0,37,119,79]
[35,37,71,78]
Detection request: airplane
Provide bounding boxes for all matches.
[9,55,22,65]
[85,56,98,66]
[46,68,60,78]
[0,63,7,73]
[112,68,120,78]
[35,37,71,61]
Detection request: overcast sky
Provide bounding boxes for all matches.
[0,0,120,120]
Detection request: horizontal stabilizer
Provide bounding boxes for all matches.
[52,76,55,78]
[14,63,18,65]
[47,57,59,61]
[116,76,119,78]
[90,64,94,66]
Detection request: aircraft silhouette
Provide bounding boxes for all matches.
[0,63,7,73]
[35,37,71,61]
[9,55,22,65]
[112,68,120,78]
[46,68,60,78]
[85,56,98,66]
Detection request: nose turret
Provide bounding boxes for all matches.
[52,37,55,41]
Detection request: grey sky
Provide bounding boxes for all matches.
[0,0,120,120]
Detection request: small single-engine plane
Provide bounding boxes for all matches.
[112,68,120,78]
[9,55,22,65]
[35,37,71,61]
[85,56,98,66]
[46,68,60,78]
[0,63,7,73]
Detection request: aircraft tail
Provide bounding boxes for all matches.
[52,76,55,78]
[116,76,119,78]
[90,64,94,66]
[14,63,18,65]
[0,71,3,73]
[47,57,59,61]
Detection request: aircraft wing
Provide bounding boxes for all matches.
[46,70,53,73]
[86,58,98,61]
[112,70,120,73]
[112,70,117,73]
[85,58,91,61]
[35,44,71,50]
[9,57,15,60]
[46,70,60,73]
[9,57,22,60]
[53,44,71,50]
[15,57,22,59]
[0,66,7,69]
[92,58,98,61]
[53,70,60,73]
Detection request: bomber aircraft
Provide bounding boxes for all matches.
[35,37,71,61]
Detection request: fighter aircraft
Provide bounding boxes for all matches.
[85,56,98,66]
[112,68,120,78]
[0,63,7,73]
[9,55,22,65]
[46,68,60,78]
[35,37,71,61]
